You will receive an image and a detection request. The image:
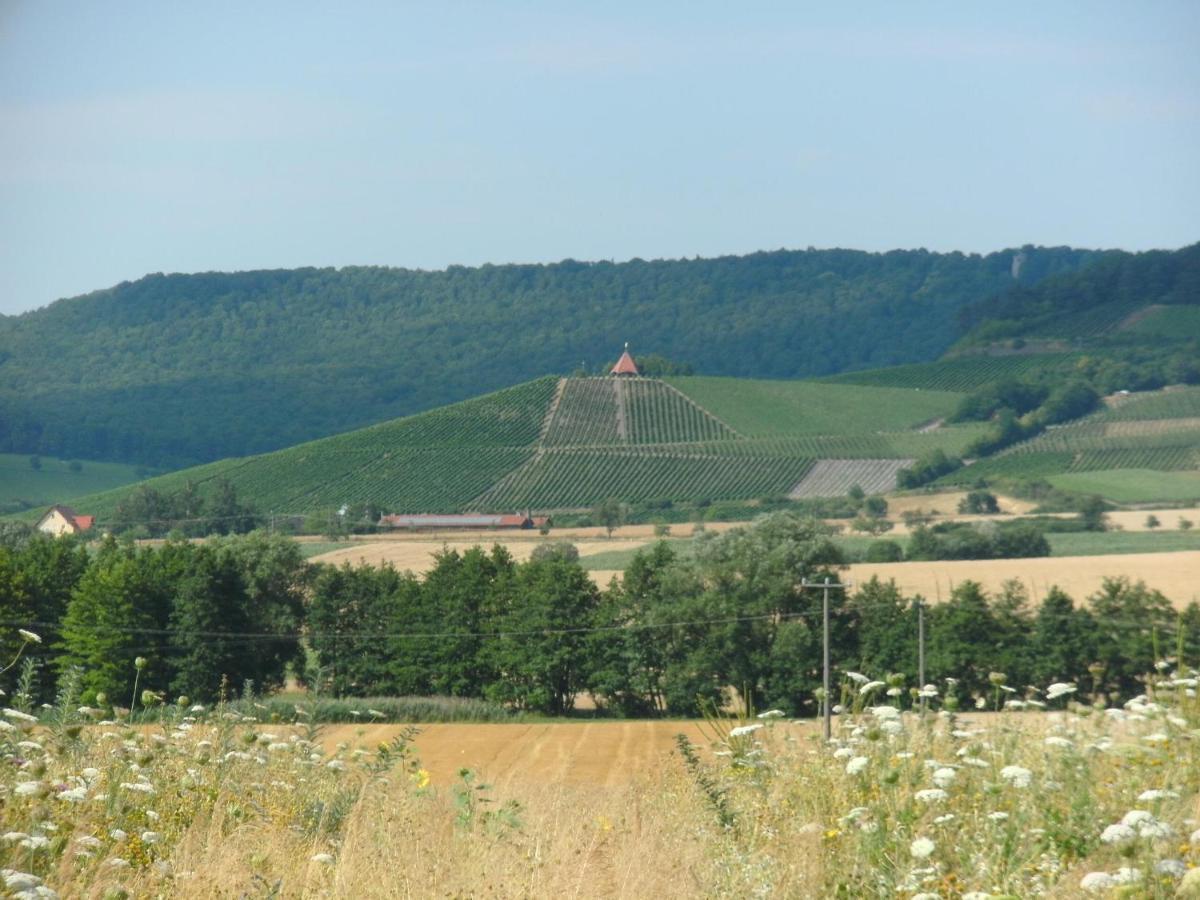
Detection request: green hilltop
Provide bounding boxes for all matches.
[0,245,1107,469]
[42,373,991,523]
[9,241,1198,522]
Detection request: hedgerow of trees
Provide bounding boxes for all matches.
[2,514,1197,718]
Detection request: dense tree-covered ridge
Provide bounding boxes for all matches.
[0,245,1101,467]
[956,242,1199,345]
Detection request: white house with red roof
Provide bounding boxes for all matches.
[35,505,95,537]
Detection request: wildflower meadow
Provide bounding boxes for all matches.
[1,617,1198,898]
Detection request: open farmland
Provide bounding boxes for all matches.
[0,453,146,511]
[319,720,722,788]
[1047,468,1200,503]
[848,550,1200,608]
[309,537,650,571]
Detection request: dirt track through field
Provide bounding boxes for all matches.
[319,721,736,788]
[848,550,1200,607]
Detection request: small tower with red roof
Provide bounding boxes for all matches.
[610,342,639,376]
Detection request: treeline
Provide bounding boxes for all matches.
[0,530,305,706]
[110,479,261,537]
[957,241,1200,341]
[3,514,1196,718]
[0,246,1100,467]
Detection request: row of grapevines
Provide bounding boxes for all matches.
[542,378,621,446]
[1006,426,1200,454]
[1068,448,1200,472]
[304,375,558,451]
[1093,386,1200,422]
[623,379,737,443]
[475,449,815,509]
[787,459,913,499]
[655,427,987,460]
[255,447,535,513]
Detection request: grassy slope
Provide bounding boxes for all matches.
[1047,469,1200,503]
[0,453,146,509]
[822,353,1077,391]
[668,377,962,436]
[1119,305,1200,340]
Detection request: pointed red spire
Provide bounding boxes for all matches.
[610,342,639,376]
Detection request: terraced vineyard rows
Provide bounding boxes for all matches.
[1004,425,1200,454]
[1068,448,1200,472]
[1095,386,1200,421]
[788,459,913,499]
[624,379,737,443]
[661,428,987,459]
[1034,300,1143,338]
[475,449,816,509]
[822,354,1075,391]
[542,378,620,446]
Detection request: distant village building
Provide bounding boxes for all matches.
[36,505,94,537]
[610,342,639,376]
[378,513,547,530]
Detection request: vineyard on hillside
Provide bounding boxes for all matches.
[787,459,913,499]
[34,357,1195,521]
[1094,386,1200,421]
[624,379,738,443]
[667,377,963,436]
[474,448,816,509]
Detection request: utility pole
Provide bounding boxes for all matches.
[802,576,852,742]
[917,597,926,714]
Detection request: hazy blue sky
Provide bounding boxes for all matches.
[1,2,1197,314]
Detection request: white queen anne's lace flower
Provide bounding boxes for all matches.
[1100,823,1135,844]
[1080,871,1117,892]
[845,756,869,776]
[914,789,948,803]
[909,836,935,859]
[1045,682,1076,700]
[932,767,956,788]
[999,765,1032,788]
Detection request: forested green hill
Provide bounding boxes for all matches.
[956,242,1200,346]
[0,245,1102,467]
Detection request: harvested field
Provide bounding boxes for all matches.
[319,721,730,789]
[788,458,912,498]
[309,538,650,572]
[884,490,1037,516]
[848,549,1200,607]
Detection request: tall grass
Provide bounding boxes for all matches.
[1,626,1198,897]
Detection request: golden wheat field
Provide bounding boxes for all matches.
[847,550,1200,609]
[318,721,722,788]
